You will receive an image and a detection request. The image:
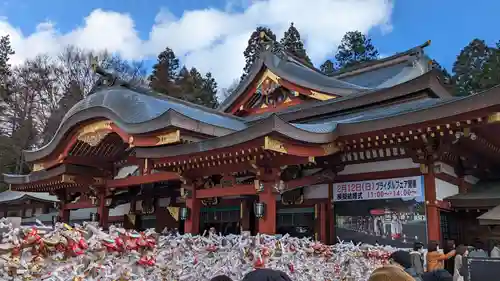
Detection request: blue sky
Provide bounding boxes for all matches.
[0,0,497,87]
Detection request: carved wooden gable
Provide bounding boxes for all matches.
[230,69,336,117]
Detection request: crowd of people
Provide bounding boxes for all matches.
[369,239,500,281]
[206,239,499,281]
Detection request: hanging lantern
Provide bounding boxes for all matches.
[254,202,266,219]
[180,207,190,221]
[105,198,113,207]
[90,212,99,222]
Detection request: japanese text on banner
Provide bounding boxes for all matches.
[332,176,423,201]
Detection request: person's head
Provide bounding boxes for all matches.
[242,269,292,281]
[444,240,455,252]
[456,245,468,256]
[413,241,424,253]
[210,275,233,281]
[428,240,440,252]
[422,269,453,281]
[368,265,414,281]
[389,250,412,269]
[474,240,484,250]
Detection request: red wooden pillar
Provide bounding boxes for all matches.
[327,183,335,244]
[98,192,109,228]
[240,199,250,232]
[319,202,327,243]
[423,164,440,242]
[59,208,70,223]
[258,182,276,234]
[184,184,201,234]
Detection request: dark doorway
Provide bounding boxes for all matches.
[277,207,315,238]
[200,206,241,235]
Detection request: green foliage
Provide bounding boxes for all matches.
[148,47,180,95]
[242,26,277,80]
[0,35,14,102]
[280,23,312,65]
[320,59,336,75]
[335,31,379,69]
[175,67,219,109]
[452,39,492,96]
[480,40,500,91]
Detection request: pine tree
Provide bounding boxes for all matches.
[242,26,277,80]
[149,47,180,95]
[335,31,379,69]
[320,59,336,76]
[452,39,492,96]
[280,23,312,65]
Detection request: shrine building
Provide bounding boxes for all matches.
[3,36,500,246]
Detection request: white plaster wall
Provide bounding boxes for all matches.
[435,178,459,201]
[435,162,457,178]
[338,158,419,175]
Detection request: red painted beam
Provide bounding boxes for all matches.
[107,172,180,188]
[196,184,255,199]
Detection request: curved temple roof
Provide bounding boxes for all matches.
[0,191,57,203]
[218,41,433,112]
[23,68,496,163]
[218,50,368,112]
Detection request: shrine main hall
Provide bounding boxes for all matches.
[4,38,500,247]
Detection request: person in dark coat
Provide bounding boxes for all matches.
[242,269,292,281]
[210,275,233,281]
[389,250,423,281]
[443,240,456,275]
[422,269,453,281]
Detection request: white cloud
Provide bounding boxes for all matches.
[0,0,394,89]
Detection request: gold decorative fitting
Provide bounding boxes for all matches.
[32,163,44,172]
[263,136,287,154]
[488,112,500,123]
[61,174,76,183]
[156,130,181,145]
[256,69,280,88]
[321,142,339,155]
[167,206,180,221]
[309,90,336,101]
[77,120,113,146]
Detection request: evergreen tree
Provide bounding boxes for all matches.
[242,26,277,80]
[335,31,379,69]
[149,47,180,95]
[452,39,491,96]
[0,35,14,101]
[175,67,218,108]
[280,23,312,65]
[320,59,336,75]
[200,72,219,109]
[481,40,500,90]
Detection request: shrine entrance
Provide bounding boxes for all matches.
[276,207,315,238]
[200,206,241,235]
